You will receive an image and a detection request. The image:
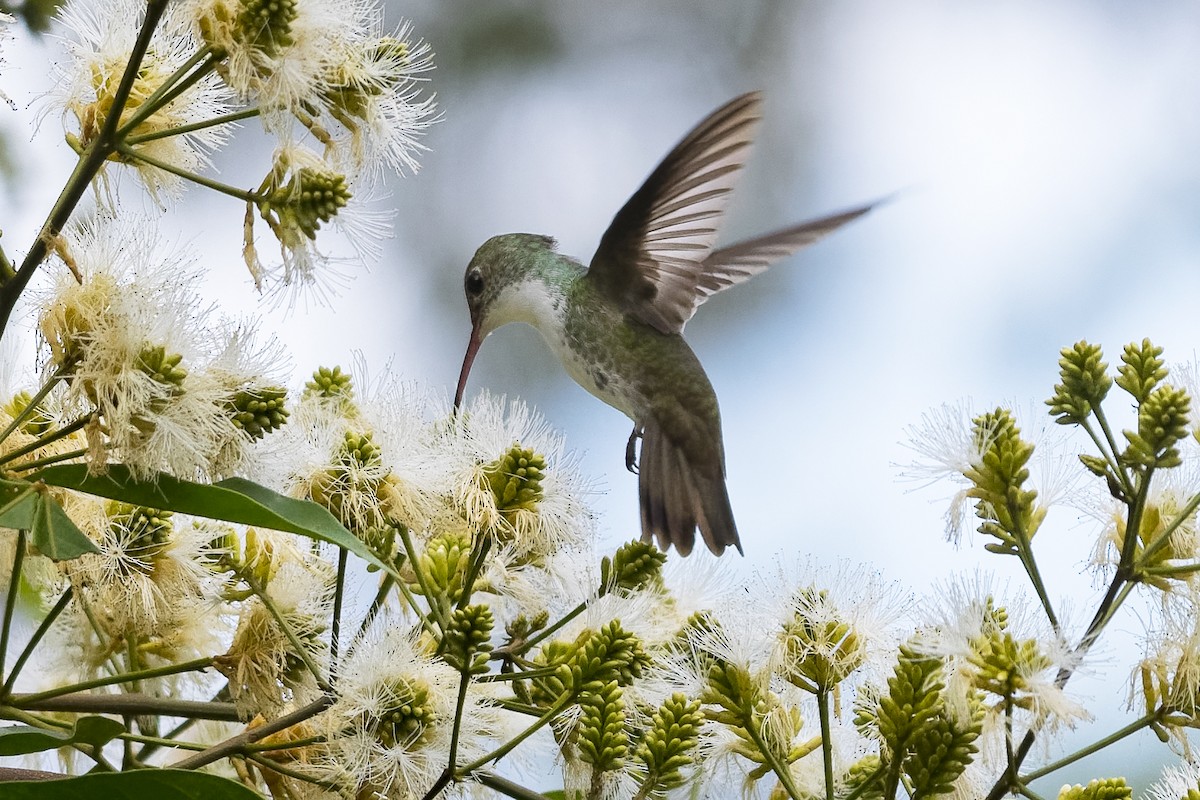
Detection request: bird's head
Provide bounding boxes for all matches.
[454,233,559,409]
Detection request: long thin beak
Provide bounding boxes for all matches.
[453,326,483,410]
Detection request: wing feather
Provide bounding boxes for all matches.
[588,92,877,333]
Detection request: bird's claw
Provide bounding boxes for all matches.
[625,425,643,474]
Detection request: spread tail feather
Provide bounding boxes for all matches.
[638,420,742,556]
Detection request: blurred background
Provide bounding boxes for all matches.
[3,0,1200,788]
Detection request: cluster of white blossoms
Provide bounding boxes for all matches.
[45,0,435,299]
[9,0,1200,796]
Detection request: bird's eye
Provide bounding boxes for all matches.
[465,270,485,297]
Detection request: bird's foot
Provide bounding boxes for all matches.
[625,425,643,474]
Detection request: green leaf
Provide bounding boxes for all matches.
[34,465,393,576]
[0,769,262,799]
[0,485,37,529]
[0,716,124,756]
[29,492,101,560]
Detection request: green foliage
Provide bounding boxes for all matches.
[0,715,124,755]
[0,769,264,799]
[33,464,393,573]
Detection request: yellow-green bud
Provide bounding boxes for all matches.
[633,692,703,795]
[600,539,666,594]
[417,532,471,604]
[1057,778,1132,800]
[137,344,187,389]
[482,443,546,514]
[1047,340,1111,424]
[964,409,1044,554]
[259,165,351,242]
[236,0,298,56]
[1116,338,1166,404]
[445,604,493,675]
[371,678,435,749]
[304,365,354,401]
[228,386,288,439]
[1124,384,1190,469]
[577,680,627,772]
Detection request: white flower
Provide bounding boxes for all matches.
[313,21,437,180]
[64,505,220,640]
[38,217,283,479]
[315,615,499,799]
[244,144,391,305]
[767,561,908,694]
[916,575,1088,729]
[440,391,597,563]
[184,0,358,113]
[0,11,15,108]
[902,401,1074,545]
[1147,760,1200,800]
[218,531,334,717]
[49,0,234,201]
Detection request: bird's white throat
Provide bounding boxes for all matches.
[484,277,566,338]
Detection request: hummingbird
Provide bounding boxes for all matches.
[453,91,874,556]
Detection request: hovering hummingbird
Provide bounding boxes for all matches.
[454,91,875,556]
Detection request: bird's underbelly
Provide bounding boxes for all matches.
[548,332,639,420]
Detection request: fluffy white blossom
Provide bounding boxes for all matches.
[314,616,500,798]
[49,0,234,201]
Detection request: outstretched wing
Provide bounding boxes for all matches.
[693,201,877,305]
[587,92,764,335]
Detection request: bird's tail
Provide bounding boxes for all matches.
[639,419,742,556]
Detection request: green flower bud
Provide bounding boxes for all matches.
[842,756,885,800]
[600,539,666,595]
[482,443,546,515]
[964,409,1044,553]
[258,162,351,243]
[3,391,52,437]
[1047,340,1111,424]
[136,344,187,389]
[905,709,981,796]
[444,604,493,675]
[237,0,298,56]
[417,531,471,604]
[1124,384,1190,469]
[1116,338,1166,404]
[227,385,288,439]
[868,642,944,755]
[1058,778,1132,800]
[577,680,627,772]
[371,677,435,749]
[633,692,703,795]
[304,365,354,401]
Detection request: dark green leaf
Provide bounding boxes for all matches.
[30,493,100,560]
[0,716,124,756]
[0,769,263,799]
[0,484,37,529]
[34,465,392,576]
